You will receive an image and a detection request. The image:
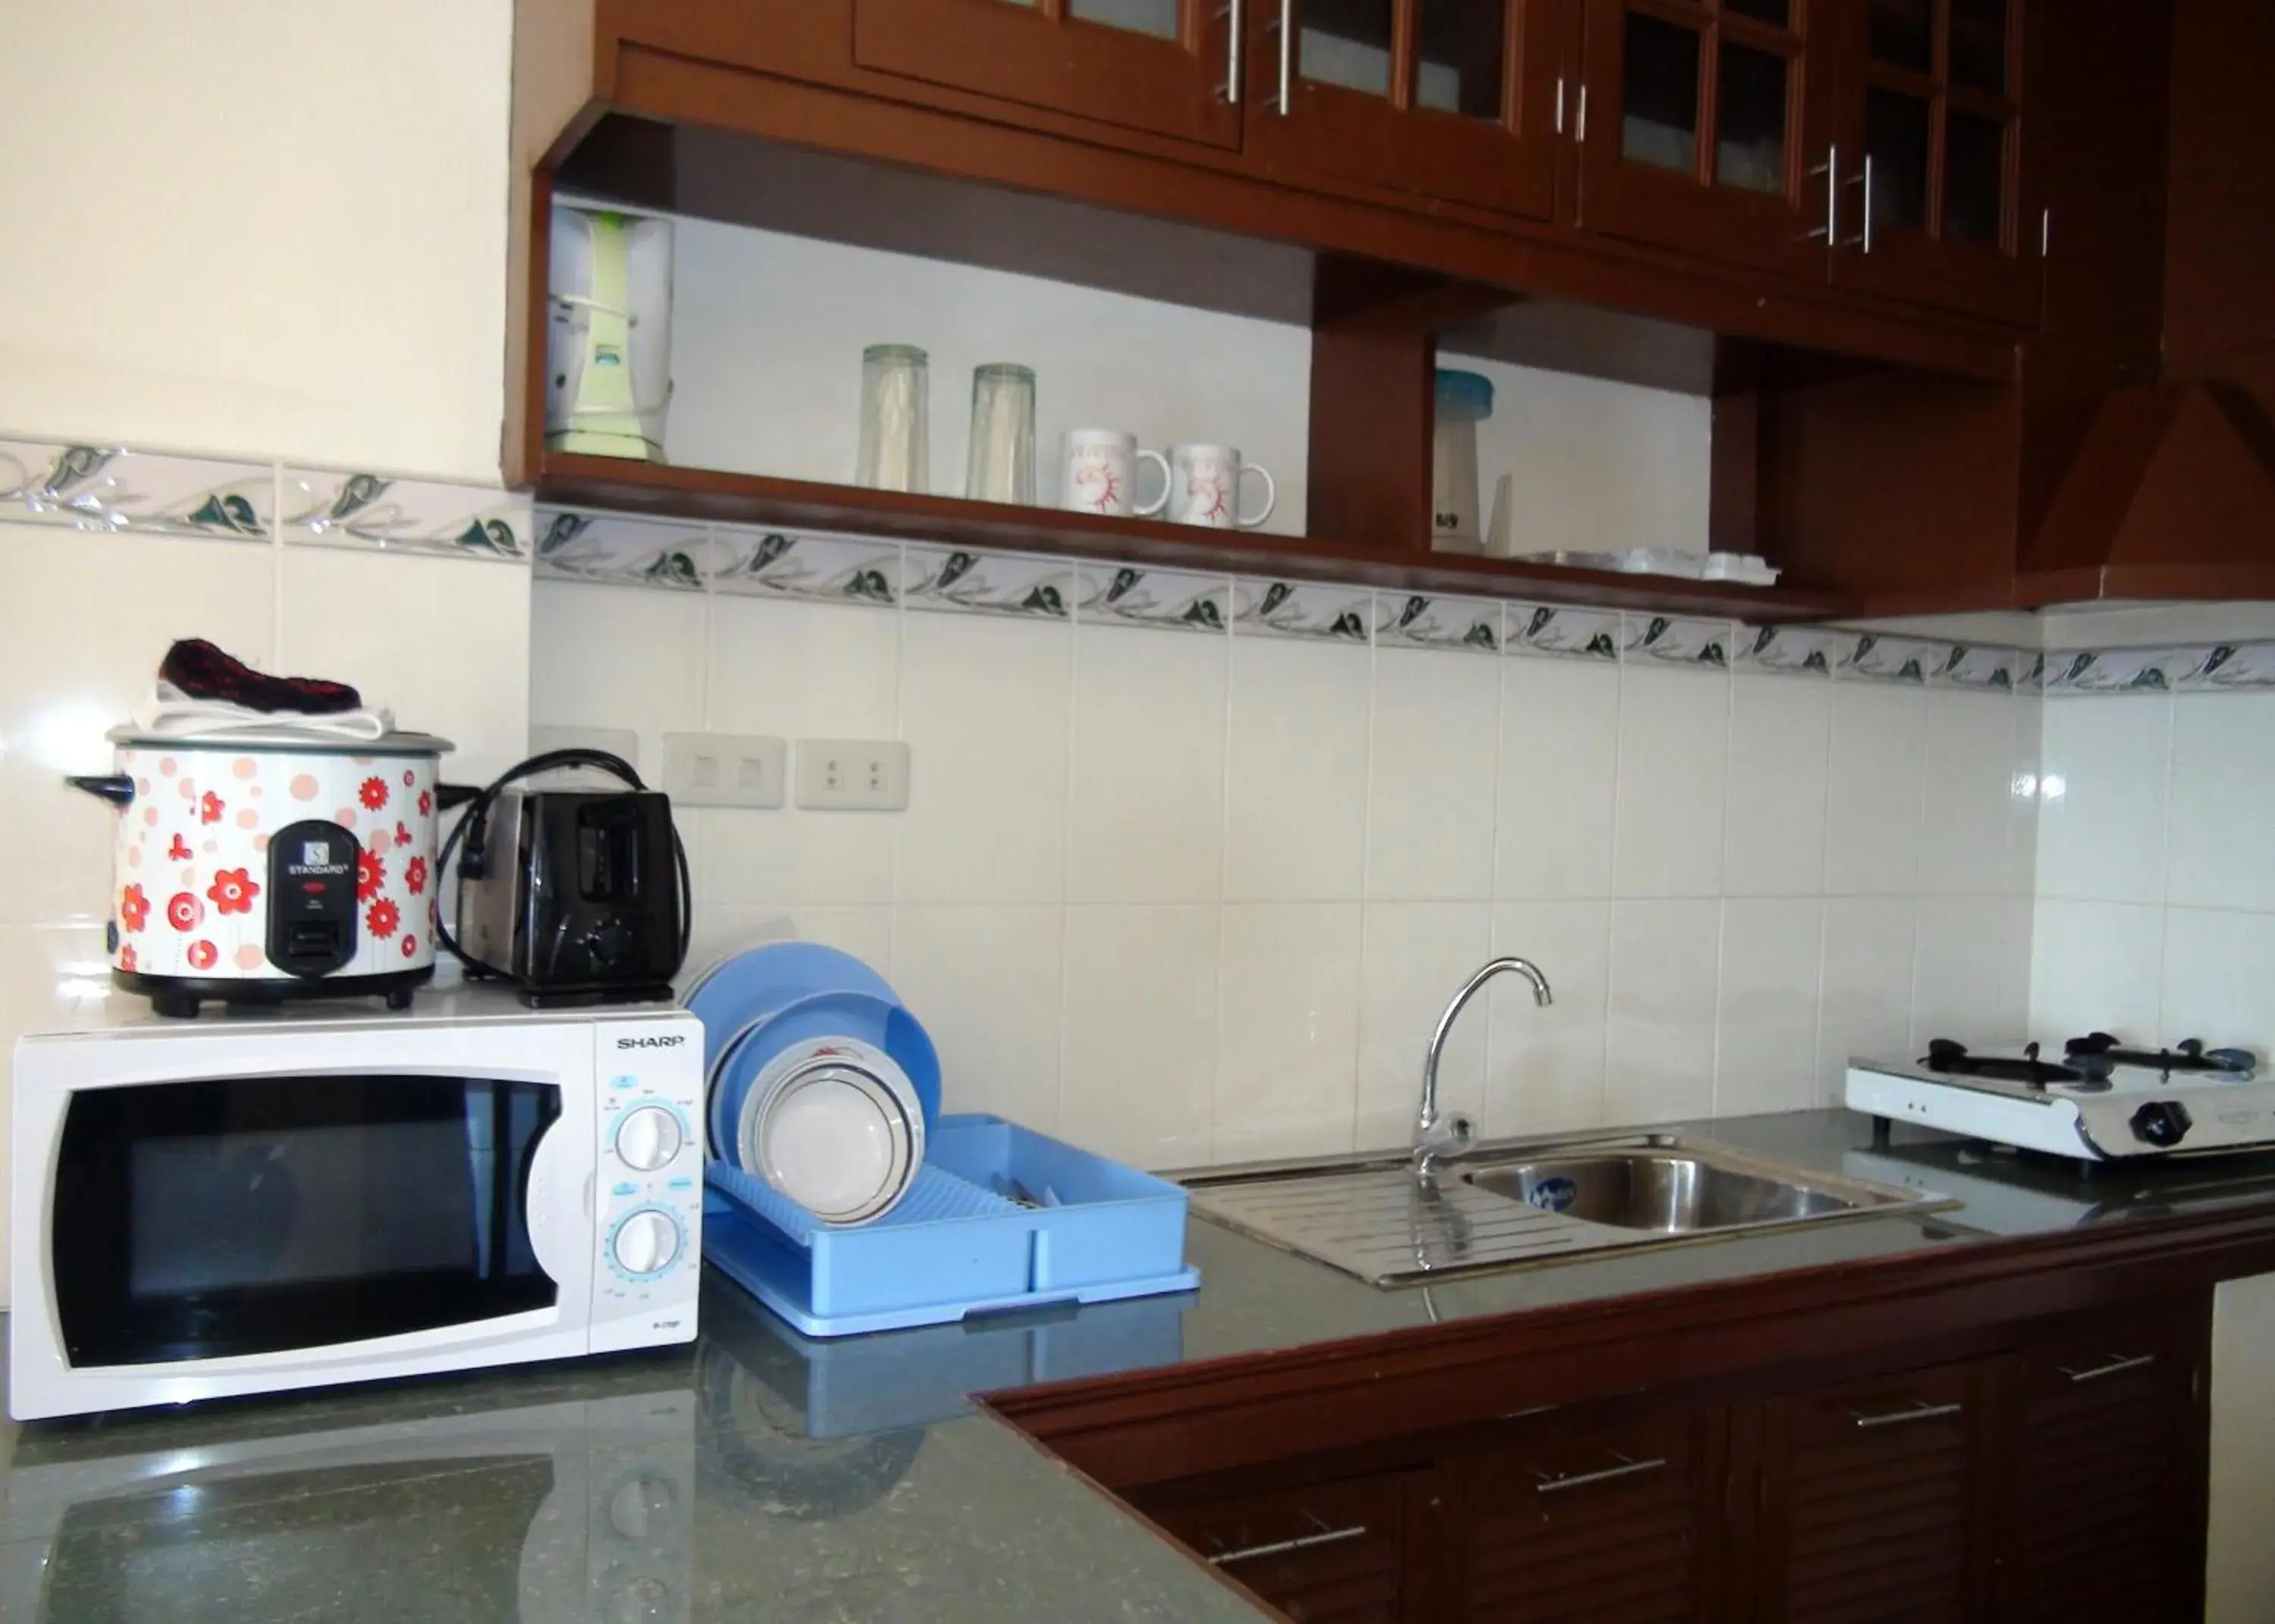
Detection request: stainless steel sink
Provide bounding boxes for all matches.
[1461,1150,1869,1232]
[1183,1134,1953,1287]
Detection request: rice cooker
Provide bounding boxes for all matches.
[68,727,452,1017]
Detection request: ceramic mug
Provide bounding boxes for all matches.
[1062,429,1169,518]
[1169,444,1276,530]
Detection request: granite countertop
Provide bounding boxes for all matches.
[9,1108,2275,1622]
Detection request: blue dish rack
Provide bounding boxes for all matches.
[702,1114,1200,1337]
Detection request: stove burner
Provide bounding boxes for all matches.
[2063,1033,2258,1078]
[1922,1039,2085,1088]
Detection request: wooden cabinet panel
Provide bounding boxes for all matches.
[1574,0,1837,278]
[1822,0,2039,322]
[1454,1403,1726,1622]
[1241,0,1564,219]
[1989,1312,2204,1623]
[1752,1361,1982,1622]
[852,0,1243,149]
[1142,1468,1420,1622]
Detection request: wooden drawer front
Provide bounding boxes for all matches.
[1460,1406,1718,1622]
[1760,1362,1978,1623]
[1148,1472,1408,1623]
[1995,1325,2196,1623]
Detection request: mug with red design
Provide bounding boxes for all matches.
[1167,444,1276,531]
[1060,430,1169,519]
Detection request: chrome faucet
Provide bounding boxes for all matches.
[1414,957,1553,1179]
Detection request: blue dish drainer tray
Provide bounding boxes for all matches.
[702,1114,1200,1337]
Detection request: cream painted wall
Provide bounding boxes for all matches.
[0,0,512,481]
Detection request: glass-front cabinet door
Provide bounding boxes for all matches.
[1826,0,2035,318]
[853,0,1241,149]
[1241,0,1565,218]
[1575,0,1837,275]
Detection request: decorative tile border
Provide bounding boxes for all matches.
[711,526,901,606]
[535,508,713,590]
[1737,624,1846,678]
[283,469,530,560]
[1378,593,1501,654]
[1078,564,1232,633]
[25,450,2275,693]
[1231,580,1377,643]
[905,544,1080,618]
[1627,614,1732,668]
[0,438,272,541]
[1505,603,1627,660]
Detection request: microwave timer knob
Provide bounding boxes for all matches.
[613,1105,683,1171]
[610,1209,682,1277]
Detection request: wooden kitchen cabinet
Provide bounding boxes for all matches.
[1240,0,1567,218]
[852,0,1244,148]
[1104,1303,2211,1622]
[1747,1360,1983,1621]
[1449,1399,1727,1620]
[1138,1463,1429,1620]
[1986,1310,2205,1622]
[1574,0,1839,278]
[1822,0,2038,321]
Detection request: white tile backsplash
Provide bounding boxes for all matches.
[895,609,1072,904]
[515,572,2160,1168]
[2165,693,2275,913]
[1716,898,1825,1117]
[1605,899,1723,1124]
[1223,632,1371,901]
[1213,902,1363,1163]
[1068,622,1227,904]
[1723,675,1831,898]
[1611,663,1730,898]
[2037,693,2173,904]
[1366,647,1500,901]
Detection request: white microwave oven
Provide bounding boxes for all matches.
[8,989,703,1420]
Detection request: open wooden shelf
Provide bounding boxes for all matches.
[536,454,1862,622]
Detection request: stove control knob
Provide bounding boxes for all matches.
[614,1105,682,1171]
[2129,1101,2193,1148]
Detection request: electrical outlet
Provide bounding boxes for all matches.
[661,732,786,809]
[795,738,910,810]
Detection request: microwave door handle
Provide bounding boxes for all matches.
[519,1115,589,1293]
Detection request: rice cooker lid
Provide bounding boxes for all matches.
[106,726,453,757]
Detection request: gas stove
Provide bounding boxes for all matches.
[1847,1035,2273,1162]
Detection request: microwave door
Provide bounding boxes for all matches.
[49,1072,564,1366]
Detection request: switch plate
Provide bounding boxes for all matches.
[662,732,786,809]
[795,738,910,810]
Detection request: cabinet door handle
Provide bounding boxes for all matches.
[1265,0,1293,114]
[1848,1398,1963,1430]
[2058,1352,2157,1384]
[1532,1451,1668,1494]
[1219,0,1242,104]
[1844,154,1875,252]
[1803,143,1839,241]
[1207,1524,1367,1566]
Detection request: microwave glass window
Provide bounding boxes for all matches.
[52,1074,561,1366]
[47,1456,554,1619]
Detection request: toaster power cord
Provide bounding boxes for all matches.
[435,748,693,983]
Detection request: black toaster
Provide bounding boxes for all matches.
[454,785,686,1006]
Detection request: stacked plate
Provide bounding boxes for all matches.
[686,943,943,1226]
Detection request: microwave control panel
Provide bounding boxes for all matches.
[590,1012,704,1352]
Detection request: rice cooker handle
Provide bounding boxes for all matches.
[66,774,136,809]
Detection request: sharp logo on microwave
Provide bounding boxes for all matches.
[617,1034,687,1049]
